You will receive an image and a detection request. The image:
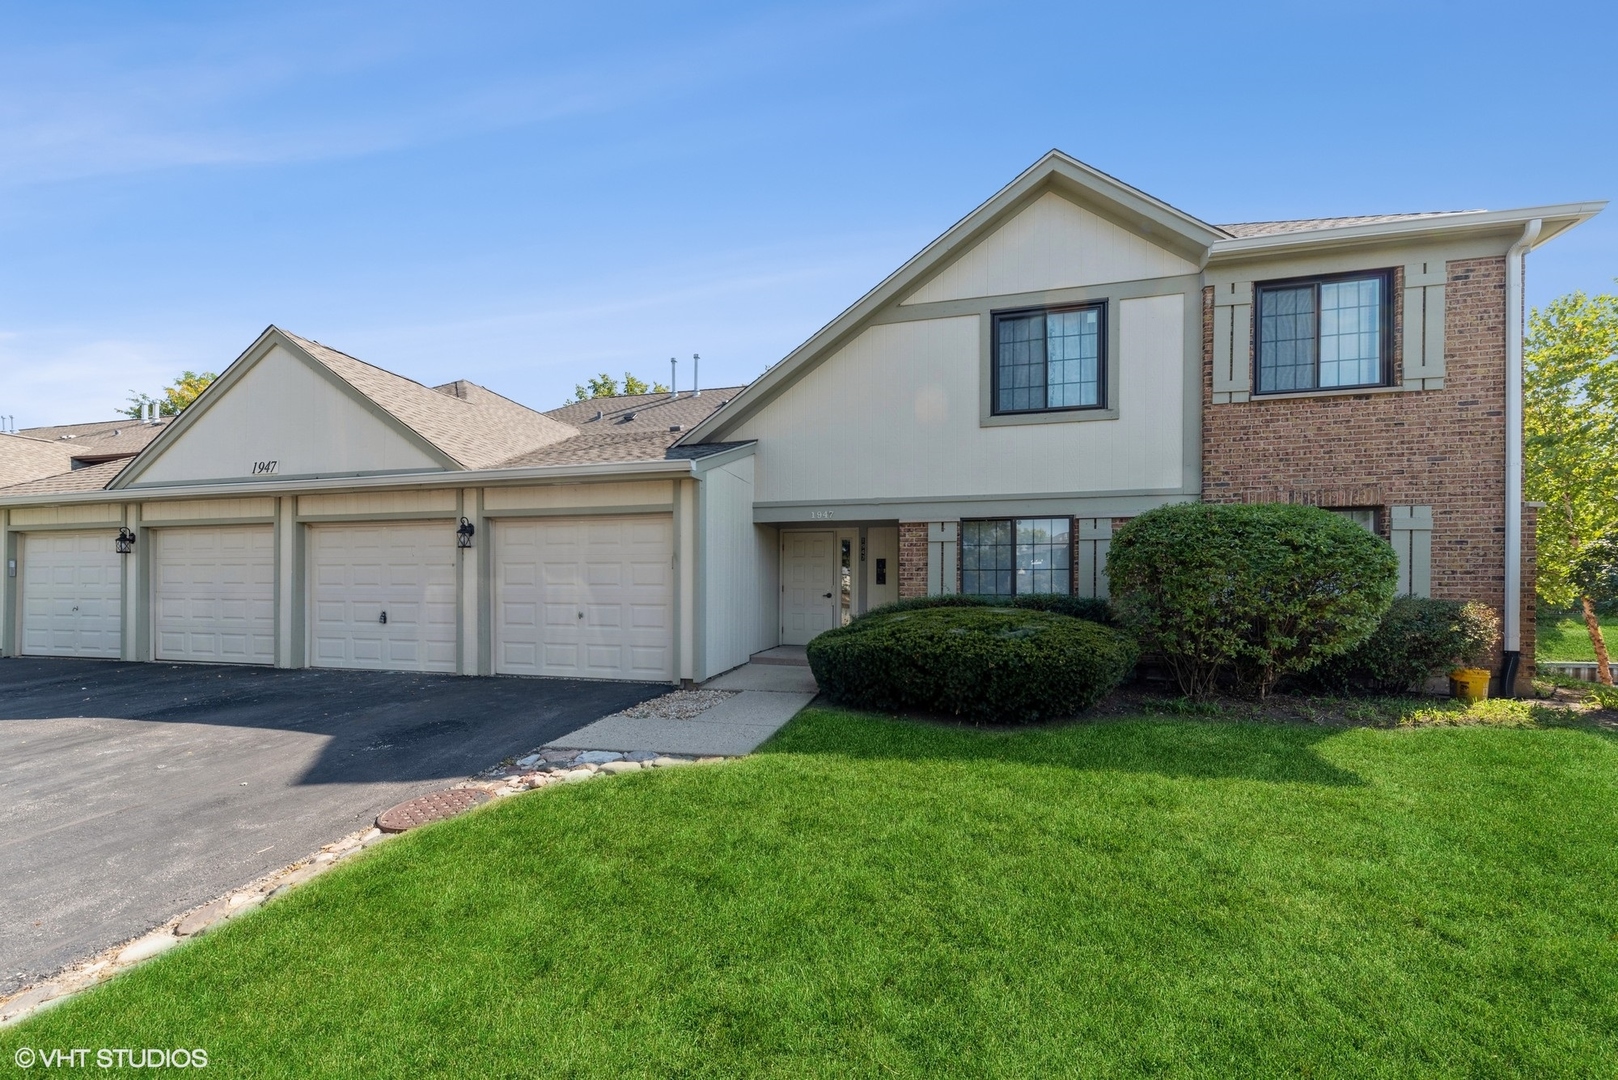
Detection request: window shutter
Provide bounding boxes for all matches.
[926,522,958,595]
[1390,505,1433,597]
[1076,518,1112,598]
[1211,281,1253,403]
[1402,263,1446,389]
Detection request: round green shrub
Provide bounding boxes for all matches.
[1107,503,1399,698]
[860,592,1115,625]
[1301,598,1501,694]
[806,607,1138,723]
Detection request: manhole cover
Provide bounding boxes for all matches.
[377,788,493,832]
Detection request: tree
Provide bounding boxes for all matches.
[124,370,217,418]
[571,372,670,402]
[1524,289,1618,684]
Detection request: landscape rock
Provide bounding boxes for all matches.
[575,750,624,764]
[597,760,642,775]
[653,756,693,767]
[174,900,231,938]
[560,768,596,782]
[626,749,659,761]
[516,753,541,768]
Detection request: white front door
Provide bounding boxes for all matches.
[780,530,836,646]
[152,526,276,665]
[494,515,673,681]
[307,522,457,673]
[20,531,123,658]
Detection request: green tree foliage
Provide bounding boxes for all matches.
[123,370,217,418]
[1525,289,1618,683]
[1107,503,1398,699]
[571,372,671,402]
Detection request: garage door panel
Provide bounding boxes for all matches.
[152,526,276,666]
[494,515,672,681]
[20,531,124,659]
[307,521,457,673]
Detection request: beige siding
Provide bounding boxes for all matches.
[733,298,1185,504]
[141,497,277,523]
[298,489,458,518]
[9,503,122,527]
[902,192,1196,305]
[699,456,771,678]
[130,344,444,486]
[483,480,675,512]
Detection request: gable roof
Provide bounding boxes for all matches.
[0,432,76,487]
[1216,212,1476,238]
[677,150,1228,443]
[110,327,579,488]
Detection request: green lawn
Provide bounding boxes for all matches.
[1538,610,1618,662]
[6,708,1617,1078]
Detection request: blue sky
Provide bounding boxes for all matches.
[2,1,1613,425]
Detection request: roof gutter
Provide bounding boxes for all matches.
[0,455,724,509]
[1206,202,1601,259]
[1501,216,1542,695]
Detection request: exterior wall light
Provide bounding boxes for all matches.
[456,517,476,549]
[114,527,136,555]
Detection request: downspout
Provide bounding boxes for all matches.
[1501,217,1541,696]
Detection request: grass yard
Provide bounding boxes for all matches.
[5,707,1617,1078]
[1538,610,1618,662]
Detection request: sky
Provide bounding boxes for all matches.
[1,1,1614,426]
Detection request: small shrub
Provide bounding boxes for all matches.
[807,607,1138,723]
[1303,598,1501,694]
[1399,697,1543,728]
[860,595,993,618]
[1589,684,1618,711]
[1107,503,1399,698]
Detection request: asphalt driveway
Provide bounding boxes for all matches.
[0,657,664,997]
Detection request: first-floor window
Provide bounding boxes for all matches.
[961,518,1072,596]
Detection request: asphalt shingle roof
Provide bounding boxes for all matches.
[492,389,749,469]
[0,433,76,488]
[17,419,168,462]
[1216,212,1475,238]
[282,331,578,470]
[0,459,128,497]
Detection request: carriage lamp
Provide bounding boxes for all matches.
[456,517,476,549]
[114,527,136,555]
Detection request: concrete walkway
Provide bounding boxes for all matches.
[549,657,818,757]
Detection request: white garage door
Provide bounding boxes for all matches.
[308,521,457,673]
[494,515,673,681]
[152,526,276,665]
[20,531,123,658]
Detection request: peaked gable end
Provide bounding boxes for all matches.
[118,340,451,488]
[902,190,1199,305]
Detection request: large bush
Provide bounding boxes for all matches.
[1302,598,1501,694]
[807,606,1138,723]
[1107,503,1399,698]
[861,592,1114,625]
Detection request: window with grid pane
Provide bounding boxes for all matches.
[993,304,1103,414]
[1256,272,1389,393]
[961,518,1071,596]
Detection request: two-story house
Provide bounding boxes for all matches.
[0,152,1601,694]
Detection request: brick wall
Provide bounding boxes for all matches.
[1203,256,1524,674]
[898,522,929,599]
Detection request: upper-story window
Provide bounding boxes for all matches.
[992,302,1105,414]
[1255,270,1392,393]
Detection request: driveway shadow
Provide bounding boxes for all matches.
[0,657,665,785]
[761,707,1364,787]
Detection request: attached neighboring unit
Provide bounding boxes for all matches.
[0,151,1604,696]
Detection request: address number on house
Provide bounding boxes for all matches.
[251,460,279,475]
[809,510,834,520]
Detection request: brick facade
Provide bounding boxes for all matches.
[1202,255,1534,685]
[898,522,929,599]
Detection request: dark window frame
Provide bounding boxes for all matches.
[990,301,1108,416]
[960,516,1075,597]
[1252,268,1395,395]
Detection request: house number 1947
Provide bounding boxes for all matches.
[251,460,279,475]
[809,510,834,520]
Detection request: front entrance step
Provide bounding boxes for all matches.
[750,646,809,667]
